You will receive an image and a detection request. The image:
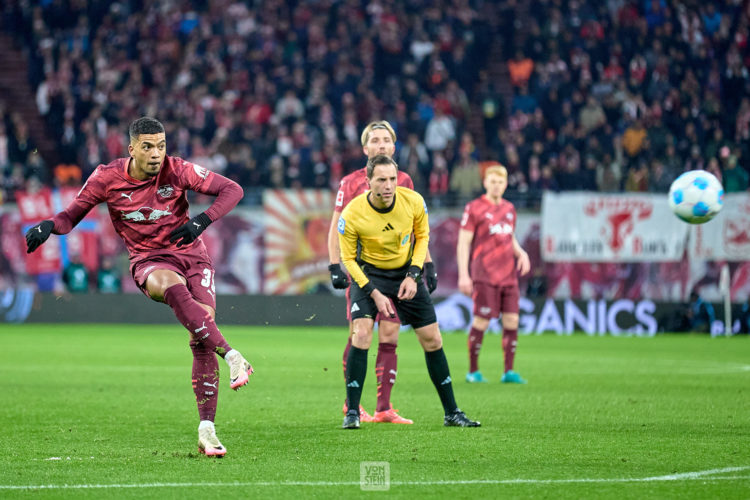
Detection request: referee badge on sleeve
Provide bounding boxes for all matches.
[338,216,346,234]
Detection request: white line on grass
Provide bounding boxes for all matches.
[1,466,748,490]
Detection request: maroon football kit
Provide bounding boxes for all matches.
[460,194,520,317]
[51,155,242,305]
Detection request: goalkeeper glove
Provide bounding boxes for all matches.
[169,212,212,248]
[26,220,54,254]
[424,262,438,294]
[328,263,349,289]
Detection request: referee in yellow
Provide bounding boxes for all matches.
[337,154,480,429]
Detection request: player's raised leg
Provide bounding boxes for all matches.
[146,269,253,390]
[415,322,480,427]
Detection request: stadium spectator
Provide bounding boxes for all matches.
[722,155,749,192]
[62,255,89,293]
[687,290,716,333]
[338,154,479,428]
[507,49,535,88]
[4,0,749,206]
[457,164,530,384]
[97,256,122,294]
[24,117,253,457]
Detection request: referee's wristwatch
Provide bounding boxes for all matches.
[405,265,422,281]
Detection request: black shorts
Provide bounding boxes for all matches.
[349,263,437,329]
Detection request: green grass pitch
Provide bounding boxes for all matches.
[1,324,749,499]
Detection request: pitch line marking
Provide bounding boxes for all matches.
[1,466,748,490]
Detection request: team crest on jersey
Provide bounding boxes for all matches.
[193,163,209,179]
[337,216,346,234]
[157,184,175,198]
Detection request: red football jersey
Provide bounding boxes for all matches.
[334,167,414,211]
[460,195,518,286]
[52,156,242,264]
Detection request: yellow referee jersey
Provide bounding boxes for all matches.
[337,186,429,289]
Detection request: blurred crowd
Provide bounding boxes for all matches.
[0,0,749,208]
[496,0,750,198]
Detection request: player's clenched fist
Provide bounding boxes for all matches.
[169,213,212,248]
[25,220,54,253]
[328,263,349,289]
[424,262,438,294]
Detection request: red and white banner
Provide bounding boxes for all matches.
[689,193,750,260]
[541,192,689,262]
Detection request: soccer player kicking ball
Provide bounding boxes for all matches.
[338,154,479,429]
[456,164,531,384]
[327,121,438,425]
[25,117,253,457]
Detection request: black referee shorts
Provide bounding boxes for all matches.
[349,263,437,329]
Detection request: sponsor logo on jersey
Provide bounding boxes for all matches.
[479,306,492,316]
[382,222,395,232]
[489,222,513,235]
[338,216,346,234]
[121,205,172,222]
[193,163,209,179]
[157,185,175,198]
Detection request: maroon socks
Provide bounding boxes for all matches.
[375,343,397,412]
[468,327,484,373]
[502,328,518,372]
[190,340,219,421]
[164,284,231,356]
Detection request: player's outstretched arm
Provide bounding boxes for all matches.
[26,176,103,253]
[25,220,54,253]
[456,228,474,295]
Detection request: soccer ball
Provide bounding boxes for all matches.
[668,170,724,224]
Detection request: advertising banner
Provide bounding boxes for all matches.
[541,192,689,262]
[689,193,750,260]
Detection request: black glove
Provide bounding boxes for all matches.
[424,261,438,294]
[26,220,54,254]
[169,212,212,248]
[329,263,349,289]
